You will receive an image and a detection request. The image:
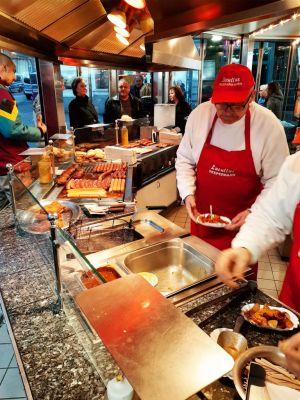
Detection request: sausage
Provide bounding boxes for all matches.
[98,170,111,182]
[55,164,77,185]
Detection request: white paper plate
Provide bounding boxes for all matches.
[241,303,299,331]
[196,214,231,228]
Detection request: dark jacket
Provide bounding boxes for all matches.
[173,101,192,134]
[266,92,284,120]
[103,94,142,123]
[0,84,42,175]
[130,84,142,98]
[68,95,98,129]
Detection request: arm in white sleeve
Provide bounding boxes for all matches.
[251,118,289,207]
[232,154,300,262]
[175,115,197,200]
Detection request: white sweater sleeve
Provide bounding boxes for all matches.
[249,114,289,208]
[232,154,300,263]
[175,114,197,200]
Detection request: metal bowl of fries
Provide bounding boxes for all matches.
[233,345,288,399]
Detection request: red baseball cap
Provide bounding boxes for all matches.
[211,64,255,104]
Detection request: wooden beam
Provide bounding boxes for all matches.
[0,11,59,58]
[62,14,108,47]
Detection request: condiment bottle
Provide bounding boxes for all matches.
[121,124,129,146]
[47,139,55,176]
[38,153,53,184]
[107,375,133,400]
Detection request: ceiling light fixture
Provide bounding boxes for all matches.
[124,0,146,9]
[250,12,300,37]
[107,10,127,29]
[116,33,129,46]
[114,25,130,37]
[140,43,145,51]
[139,14,154,33]
[211,34,223,42]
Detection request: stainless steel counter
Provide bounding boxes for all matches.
[60,210,223,304]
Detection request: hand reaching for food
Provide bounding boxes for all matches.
[279,333,300,378]
[214,247,252,288]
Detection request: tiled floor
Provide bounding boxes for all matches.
[164,205,288,300]
[0,305,27,400]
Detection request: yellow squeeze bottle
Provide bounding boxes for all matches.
[121,124,129,146]
[38,154,53,184]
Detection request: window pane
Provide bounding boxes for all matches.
[232,40,241,64]
[60,65,77,128]
[202,37,229,102]
[260,42,290,88]
[2,50,40,127]
[283,45,299,122]
[172,70,198,109]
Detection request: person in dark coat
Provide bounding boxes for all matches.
[168,86,192,134]
[130,75,144,98]
[68,78,98,129]
[104,79,142,123]
[266,81,284,120]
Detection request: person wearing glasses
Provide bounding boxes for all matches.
[176,64,288,279]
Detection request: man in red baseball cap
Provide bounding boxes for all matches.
[176,63,288,280]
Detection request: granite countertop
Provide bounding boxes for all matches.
[0,206,298,400]
[0,207,106,400]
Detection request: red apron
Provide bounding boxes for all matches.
[191,110,262,278]
[279,203,300,312]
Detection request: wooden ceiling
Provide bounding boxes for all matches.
[0,0,150,68]
[0,0,299,69]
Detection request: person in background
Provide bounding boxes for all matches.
[130,75,144,98]
[176,80,186,98]
[140,83,151,97]
[266,81,284,119]
[257,84,268,106]
[168,86,191,134]
[68,78,98,129]
[0,53,46,209]
[176,64,289,280]
[104,79,142,123]
[140,83,156,117]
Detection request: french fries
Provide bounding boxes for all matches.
[67,188,107,198]
[109,178,126,193]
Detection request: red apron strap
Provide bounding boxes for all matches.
[244,109,251,151]
[205,114,218,144]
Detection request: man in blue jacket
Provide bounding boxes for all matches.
[0,53,47,208]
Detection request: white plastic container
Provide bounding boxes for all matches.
[107,376,133,400]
